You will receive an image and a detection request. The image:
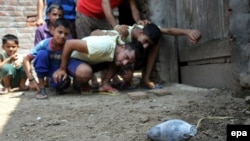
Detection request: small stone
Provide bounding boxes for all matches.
[46,121,61,126]
[128,92,148,100]
[245,111,250,115]
[139,115,150,123]
[23,122,36,126]
[36,116,42,121]
[244,119,250,124]
[245,96,250,104]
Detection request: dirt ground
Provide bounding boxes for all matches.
[0,80,249,141]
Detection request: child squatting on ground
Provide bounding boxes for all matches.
[23,18,71,100]
[0,34,28,94]
[34,4,73,88]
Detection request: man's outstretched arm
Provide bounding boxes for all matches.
[160,27,201,44]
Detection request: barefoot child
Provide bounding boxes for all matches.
[0,34,27,94]
[23,18,71,99]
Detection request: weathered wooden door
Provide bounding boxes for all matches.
[148,0,233,88]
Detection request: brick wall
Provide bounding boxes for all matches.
[0,0,37,54]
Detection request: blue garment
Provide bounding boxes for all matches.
[45,0,76,20]
[31,38,63,88]
[31,38,63,68]
[67,58,110,78]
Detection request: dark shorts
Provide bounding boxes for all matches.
[67,58,110,77]
[0,64,26,88]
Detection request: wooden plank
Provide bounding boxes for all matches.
[180,63,234,88]
[179,38,231,62]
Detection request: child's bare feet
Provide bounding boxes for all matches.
[7,86,29,93]
[0,87,9,94]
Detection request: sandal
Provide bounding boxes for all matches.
[145,82,163,89]
[36,94,48,99]
[98,86,119,95]
[36,88,48,100]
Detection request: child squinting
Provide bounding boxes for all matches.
[0,34,27,94]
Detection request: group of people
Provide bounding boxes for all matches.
[0,0,201,99]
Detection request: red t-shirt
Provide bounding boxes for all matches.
[77,0,123,19]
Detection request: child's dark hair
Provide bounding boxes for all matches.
[46,4,64,15]
[143,23,161,45]
[54,18,71,29]
[2,34,19,45]
[125,41,144,64]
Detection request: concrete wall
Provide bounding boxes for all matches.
[229,0,250,89]
[0,0,36,54]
